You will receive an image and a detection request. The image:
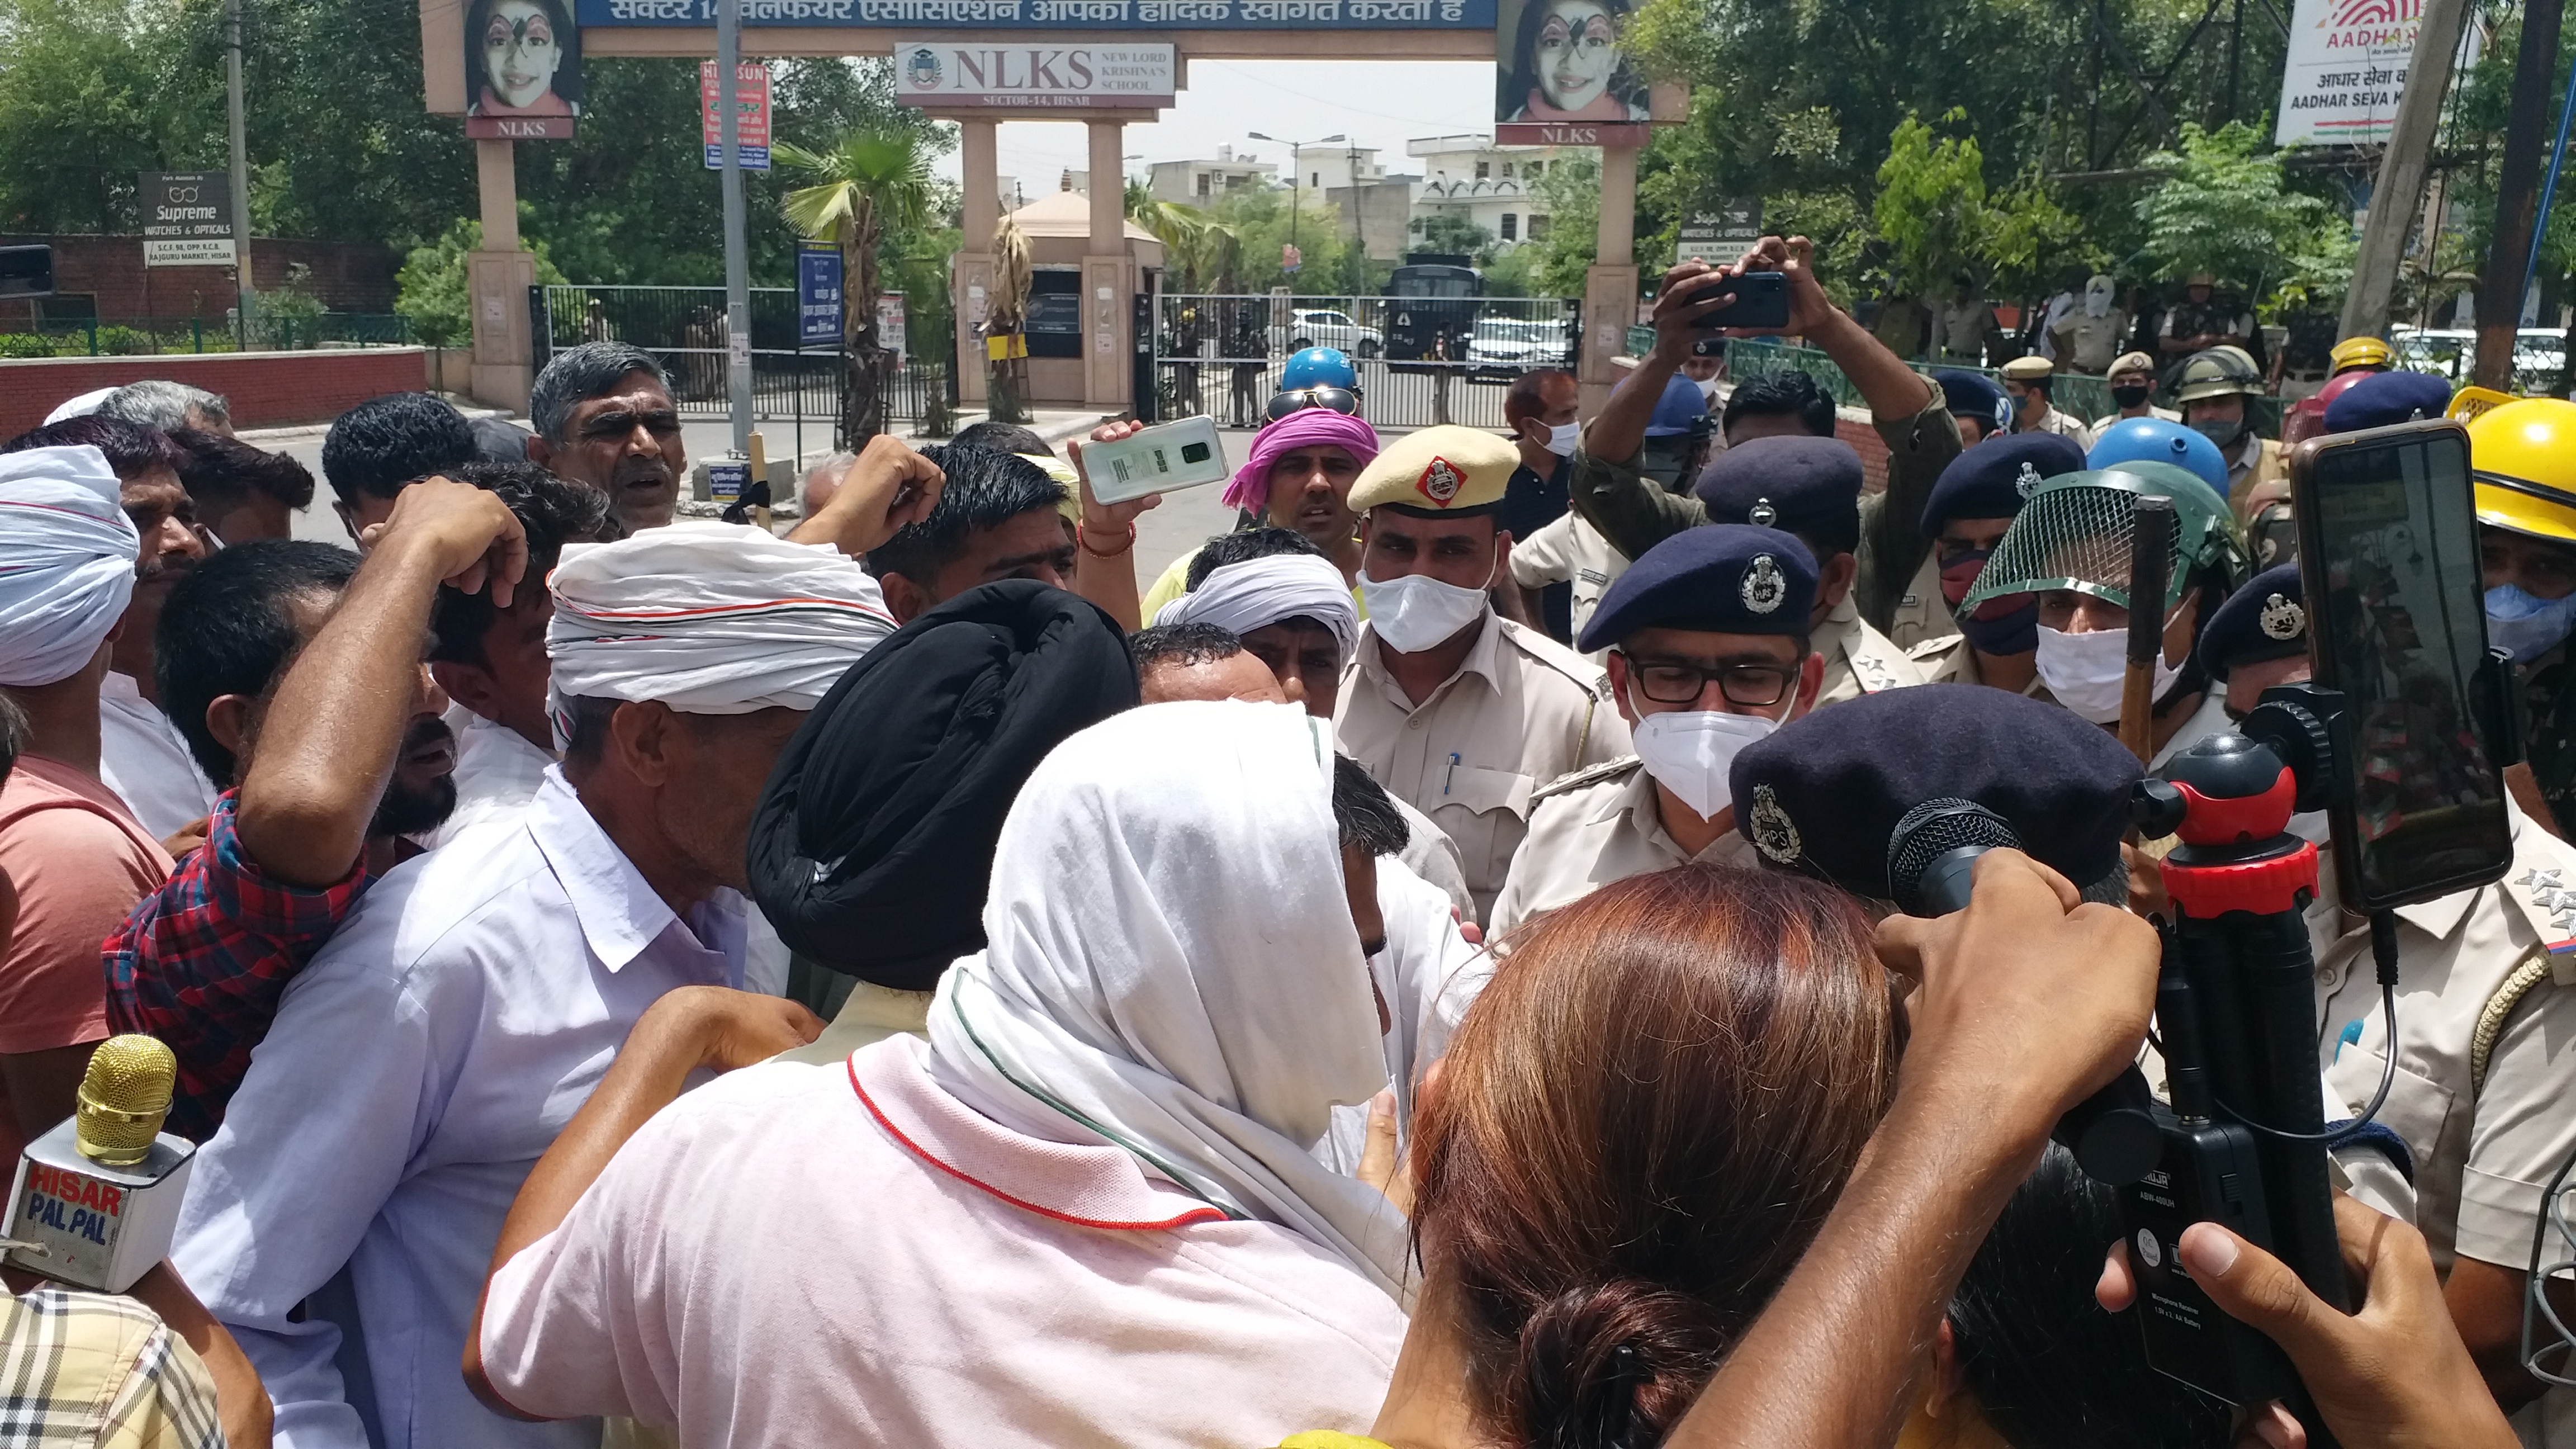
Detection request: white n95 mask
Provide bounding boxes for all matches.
[2035,623,2181,724]
[1629,708,1779,820]
[1360,571,1492,652]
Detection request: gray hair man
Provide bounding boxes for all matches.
[527,341,685,531]
[97,380,232,436]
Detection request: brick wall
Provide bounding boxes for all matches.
[0,235,400,323]
[0,349,429,438]
[1835,409,1892,492]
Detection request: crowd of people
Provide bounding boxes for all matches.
[0,232,2561,1449]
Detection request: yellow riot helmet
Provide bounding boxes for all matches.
[2328,336,2394,374]
[2468,397,2576,546]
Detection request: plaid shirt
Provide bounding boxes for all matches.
[103,791,371,1144]
[0,1286,224,1449]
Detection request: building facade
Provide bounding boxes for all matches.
[1405,134,1569,250]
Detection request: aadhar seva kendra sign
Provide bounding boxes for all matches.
[2274,0,2425,147]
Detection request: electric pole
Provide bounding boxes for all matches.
[2474,0,2565,387]
[718,0,751,456]
[224,0,254,348]
[2341,0,2472,343]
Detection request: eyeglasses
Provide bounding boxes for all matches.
[1265,387,1361,422]
[1625,656,1795,707]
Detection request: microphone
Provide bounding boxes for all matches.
[3,1034,198,1292]
[1887,800,2162,1186]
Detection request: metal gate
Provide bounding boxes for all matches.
[1148,293,1579,430]
[531,285,951,438]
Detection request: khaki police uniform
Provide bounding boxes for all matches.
[1336,613,1627,926]
[1489,758,1759,935]
[2090,405,2182,432]
[1887,551,1957,652]
[1815,594,1922,705]
[2021,407,2095,449]
[2224,433,2290,523]
[1904,632,2053,700]
[1508,510,1629,661]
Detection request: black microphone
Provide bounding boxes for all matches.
[1887,799,2162,1186]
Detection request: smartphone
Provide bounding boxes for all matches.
[1083,416,1230,505]
[1685,271,1791,331]
[2289,420,2513,910]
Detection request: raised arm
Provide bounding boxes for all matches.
[785,433,946,560]
[236,479,524,888]
[1065,420,1163,633]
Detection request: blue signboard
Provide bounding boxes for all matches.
[798,245,844,348]
[582,0,1493,32]
[704,143,772,169]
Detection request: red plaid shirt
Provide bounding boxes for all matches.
[102,792,370,1143]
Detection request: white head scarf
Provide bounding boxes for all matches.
[1152,554,1359,665]
[42,388,117,425]
[2084,274,2116,319]
[546,522,896,724]
[0,446,140,688]
[926,700,1410,1296]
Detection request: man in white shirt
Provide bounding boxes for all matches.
[172,465,935,1448]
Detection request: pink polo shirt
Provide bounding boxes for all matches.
[480,1034,1408,1447]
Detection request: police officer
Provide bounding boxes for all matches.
[1963,461,2250,766]
[2091,351,2180,432]
[1490,526,1821,934]
[2195,560,2314,722]
[2472,397,2576,845]
[2174,345,2287,522]
[2328,334,2395,378]
[1999,356,2095,447]
[1894,434,2087,698]
[1334,424,1631,926]
[1689,436,1922,705]
[1935,369,2012,446]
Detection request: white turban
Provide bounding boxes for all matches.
[1152,554,1359,665]
[546,522,897,722]
[0,446,140,688]
[42,388,117,425]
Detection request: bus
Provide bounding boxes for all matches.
[1386,255,1484,366]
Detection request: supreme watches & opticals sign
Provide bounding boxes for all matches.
[893,40,1175,109]
[139,173,234,268]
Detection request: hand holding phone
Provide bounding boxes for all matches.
[1685,271,1792,332]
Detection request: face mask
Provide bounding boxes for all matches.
[1360,569,1492,652]
[1542,421,1580,457]
[2111,383,2152,410]
[1628,706,1779,821]
[2486,584,2576,661]
[2035,623,2182,724]
[2191,416,2245,449]
[1693,376,1722,401]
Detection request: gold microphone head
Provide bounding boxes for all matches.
[75,1035,176,1166]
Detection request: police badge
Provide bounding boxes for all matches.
[1749,784,1801,864]
[1748,497,1778,528]
[2016,461,2043,498]
[1416,456,1463,504]
[2258,592,2304,642]
[1741,553,1787,614]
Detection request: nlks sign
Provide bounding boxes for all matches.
[893,40,1176,108]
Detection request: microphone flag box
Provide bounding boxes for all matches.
[5,1120,195,1292]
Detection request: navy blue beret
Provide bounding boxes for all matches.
[1726,684,2142,898]
[2322,371,2451,435]
[1921,432,2087,534]
[1577,524,1819,651]
[2196,560,2307,676]
[1689,435,1864,538]
[1936,370,2014,434]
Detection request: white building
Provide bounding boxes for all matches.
[1405,134,1571,248]
[1147,145,1280,206]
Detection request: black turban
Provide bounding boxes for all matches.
[747,579,1139,990]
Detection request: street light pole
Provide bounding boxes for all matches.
[718,0,751,457]
[223,0,254,347]
[1248,131,1345,274]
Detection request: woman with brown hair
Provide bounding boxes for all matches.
[1358,860,1902,1449]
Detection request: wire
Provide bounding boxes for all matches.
[2211,912,2406,1143]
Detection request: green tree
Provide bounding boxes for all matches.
[395,216,567,347]
[0,0,206,235]
[778,116,936,443]
[1523,155,1601,299]
[1414,214,1495,263]
[2132,121,2341,315]
[1129,197,1240,291]
[1209,186,1357,295]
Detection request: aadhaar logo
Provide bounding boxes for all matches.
[2327,0,2419,26]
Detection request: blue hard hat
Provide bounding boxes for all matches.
[1644,372,1710,437]
[2087,416,2228,507]
[1281,347,1357,390]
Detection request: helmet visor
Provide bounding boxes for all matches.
[1963,470,2246,613]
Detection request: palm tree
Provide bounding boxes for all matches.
[777,122,934,445]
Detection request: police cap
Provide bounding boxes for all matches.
[2321,371,2452,435]
[1576,524,1820,652]
[1689,435,1865,547]
[1346,425,1517,515]
[1935,370,2013,434]
[2196,561,2307,676]
[1921,432,2086,535]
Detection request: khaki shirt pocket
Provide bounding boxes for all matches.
[2327,1045,2459,1213]
[1429,766,1537,923]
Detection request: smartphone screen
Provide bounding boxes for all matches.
[2291,422,2512,908]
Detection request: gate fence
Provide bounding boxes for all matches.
[533,285,952,439]
[1148,293,1579,431]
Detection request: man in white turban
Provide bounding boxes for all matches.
[172,456,939,1449]
[0,444,173,1157]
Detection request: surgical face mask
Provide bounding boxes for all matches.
[1541,420,1580,457]
[1693,375,1722,402]
[2487,584,2576,661]
[2034,622,2182,724]
[2111,383,2152,410]
[1360,569,1492,652]
[1628,704,1779,820]
[2191,415,2246,449]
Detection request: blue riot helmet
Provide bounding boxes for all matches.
[1281,347,1357,391]
[2087,416,2229,509]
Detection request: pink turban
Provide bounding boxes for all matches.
[1221,409,1382,514]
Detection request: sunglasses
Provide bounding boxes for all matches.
[1265,387,1361,422]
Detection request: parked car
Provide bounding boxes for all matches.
[1466,316,1571,381]
[2388,325,2568,394]
[1269,308,1383,358]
